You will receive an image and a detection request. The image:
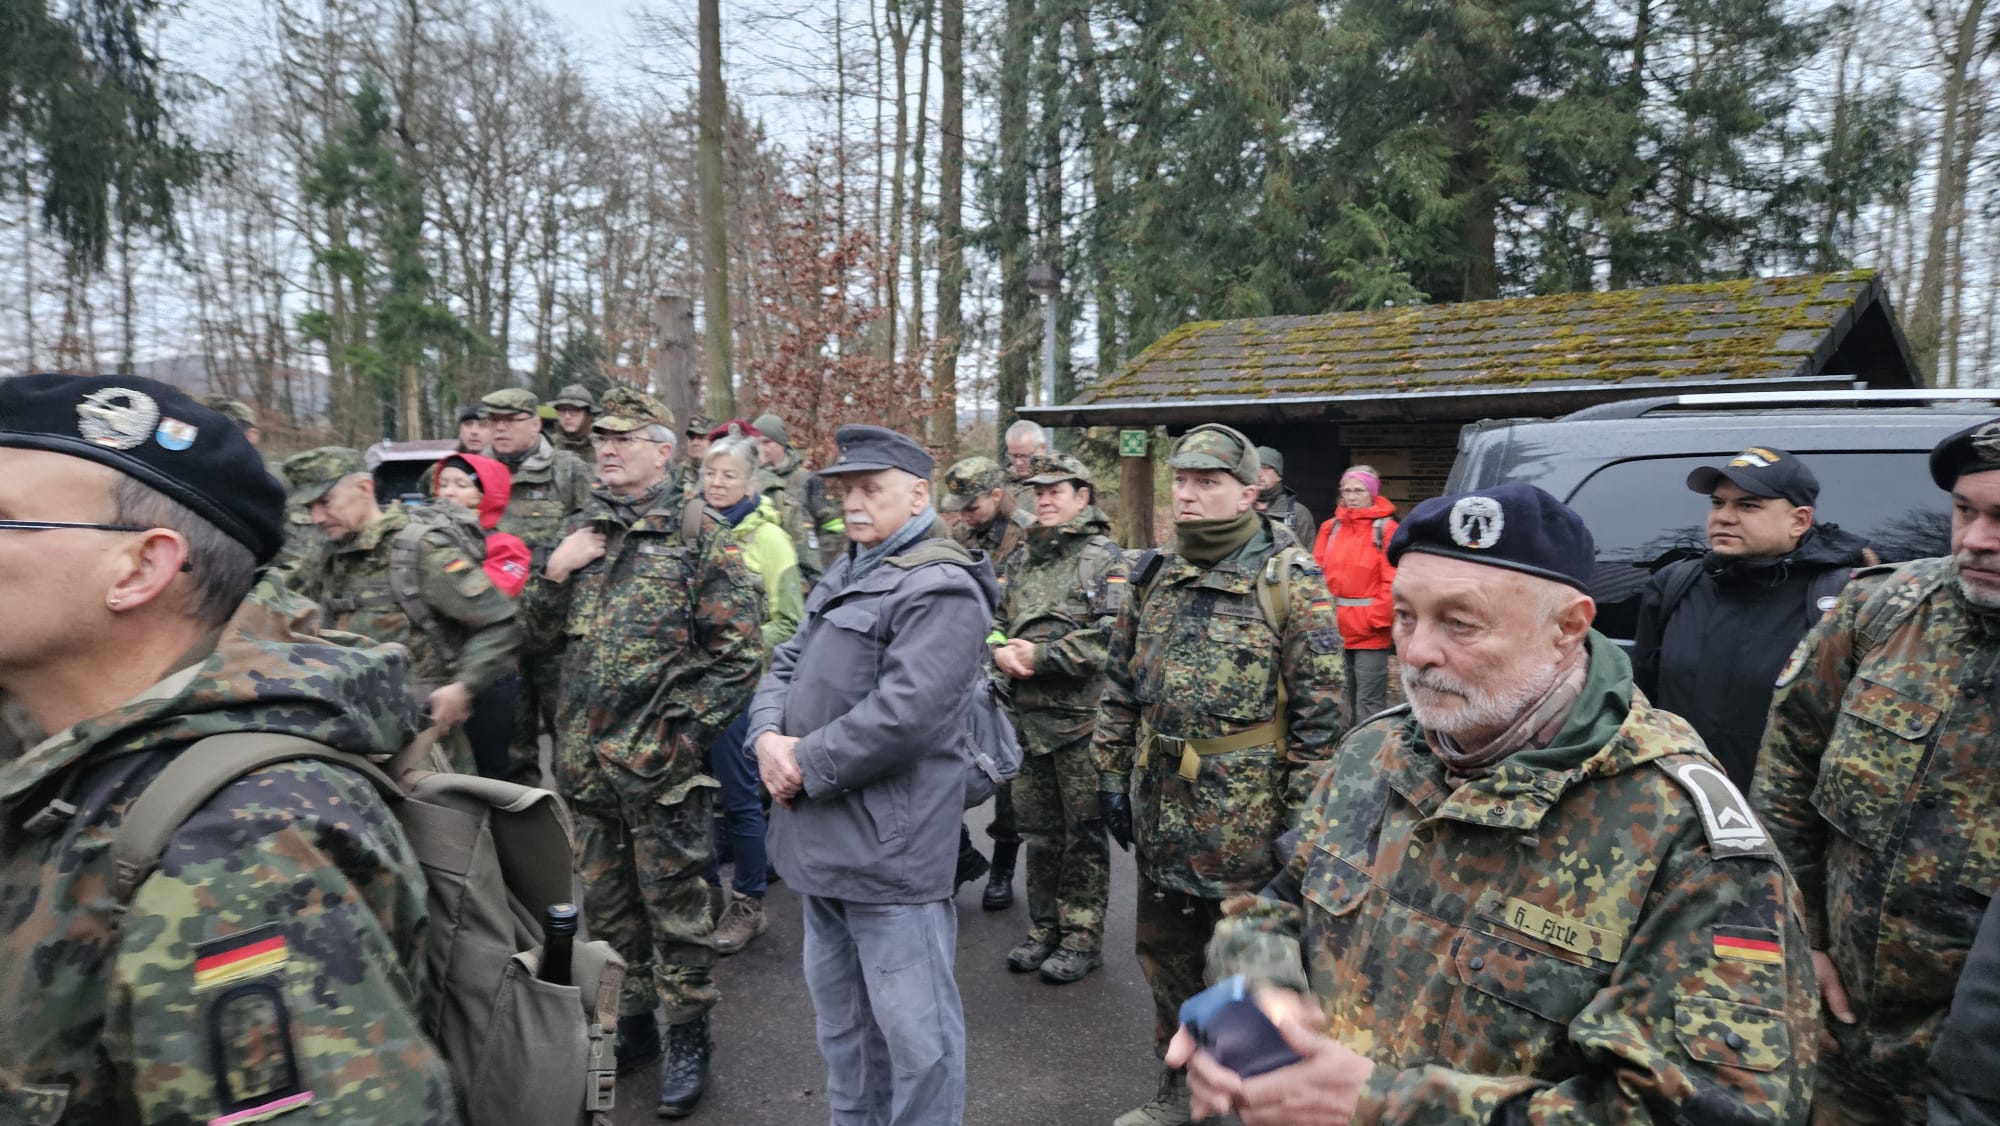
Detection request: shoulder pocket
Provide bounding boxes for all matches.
[1301,847,1372,919]
[1674,996,1790,1072]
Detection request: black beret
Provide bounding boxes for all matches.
[1387,483,1595,593]
[0,373,287,564]
[816,424,934,481]
[1930,417,2000,490]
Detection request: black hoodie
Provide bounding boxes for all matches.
[1632,522,1872,788]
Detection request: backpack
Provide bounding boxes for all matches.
[389,502,496,661]
[881,538,1023,808]
[111,729,625,1126]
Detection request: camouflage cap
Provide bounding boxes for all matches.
[200,395,258,431]
[282,446,368,507]
[1022,451,1093,487]
[550,383,595,410]
[939,455,1007,512]
[1168,423,1260,485]
[751,413,790,447]
[477,387,539,418]
[684,412,715,437]
[594,386,675,433]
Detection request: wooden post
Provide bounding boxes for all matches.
[1118,426,1155,549]
[655,295,698,428]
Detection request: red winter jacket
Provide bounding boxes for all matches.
[434,452,533,597]
[1311,495,1398,651]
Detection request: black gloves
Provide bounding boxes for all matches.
[1098,791,1133,852]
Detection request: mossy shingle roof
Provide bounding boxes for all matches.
[1070,271,1910,415]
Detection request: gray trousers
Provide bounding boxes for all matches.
[1345,647,1391,726]
[800,895,966,1126]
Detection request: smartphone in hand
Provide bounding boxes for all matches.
[1178,975,1303,1078]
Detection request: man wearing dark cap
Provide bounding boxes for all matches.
[0,374,456,1122]
[941,453,1034,905]
[417,404,492,495]
[549,383,597,459]
[479,386,592,786]
[520,386,765,1117]
[992,451,1128,983]
[1175,482,1817,1126]
[281,445,521,756]
[1092,423,1347,1126]
[1252,445,1316,547]
[1754,419,2000,1125]
[748,425,999,1126]
[1632,446,1871,789]
[677,412,715,496]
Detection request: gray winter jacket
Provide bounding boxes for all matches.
[748,523,999,904]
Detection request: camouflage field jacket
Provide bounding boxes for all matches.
[1753,555,2000,1109]
[522,484,765,809]
[1092,519,1346,899]
[1211,637,1818,1124]
[995,507,1129,752]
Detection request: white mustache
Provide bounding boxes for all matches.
[846,514,875,527]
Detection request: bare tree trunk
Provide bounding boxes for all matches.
[883,0,912,362]
[1037,1,1069,409]
[995,0,1034,445]
[1071,5,1117,378]
[655,294,699,424]
[931,0,964,454]
[1910,0,1991,381]
[19,175,35,369]
[906,2,934,406]
[117,222,136,373]
[699,0,736,416]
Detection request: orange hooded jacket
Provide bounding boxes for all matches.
[1311,494,1398,651]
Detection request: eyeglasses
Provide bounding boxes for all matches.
[0,519,154,533]
[0,520,195,571]
[590,433,665,450]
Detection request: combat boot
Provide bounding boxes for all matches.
[982,840,1018,910]
[615,1012,661,1073]
[954,826,990,890]
[1038,944,1103,984]
[713,894,768,955]
[656,1015,711,1117]
[1112,1068,1192,1126]
[1006,928,1060,973]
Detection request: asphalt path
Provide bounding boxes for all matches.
[610,801,1164,1125]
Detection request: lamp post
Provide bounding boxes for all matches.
[1026,261,1061,406]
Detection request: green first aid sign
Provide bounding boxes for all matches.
[1119,429,1149,458]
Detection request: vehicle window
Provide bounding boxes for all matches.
[1565,452,1952,642]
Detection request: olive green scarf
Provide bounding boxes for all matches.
[1175,509,1261,567]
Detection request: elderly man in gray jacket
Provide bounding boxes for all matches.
[748,424,998,1126]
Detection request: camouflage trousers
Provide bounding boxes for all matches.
[504,652,562,787]
[1810,1060,1927,1126]
[1134,867,1226,1053]
[1014,739,1109,951]
[573,783,719,1022]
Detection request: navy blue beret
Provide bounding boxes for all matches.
[1387,483,1595,593]
[0,373,286,564]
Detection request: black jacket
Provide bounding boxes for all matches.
[1931,891,2000,1126]
[1631,523,1870,788]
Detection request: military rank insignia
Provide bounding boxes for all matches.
[1713,927,1784,965]
[194,927,314,1125]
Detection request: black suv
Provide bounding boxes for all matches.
[1444,389,2000,645]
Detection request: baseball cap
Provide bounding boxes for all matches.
[1686,447,1819,507]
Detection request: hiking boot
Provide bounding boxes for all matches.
[1112,1069,1192,1126]
[713,894,768,956]
[1006,929,1060,973]
[982,840,1018,911]
[706,882,727,925]
[1038,945,1103,984]
[615,1012,661,1074]
[656,1016,711,1118]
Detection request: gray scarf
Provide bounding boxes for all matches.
[848,507,938,584]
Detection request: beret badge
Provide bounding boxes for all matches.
[1449,496,1505,550]
[78,387,161,450]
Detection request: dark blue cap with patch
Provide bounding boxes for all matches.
[815,424,934,481]
[0,373,287,563]
[1387,482,1595,593]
